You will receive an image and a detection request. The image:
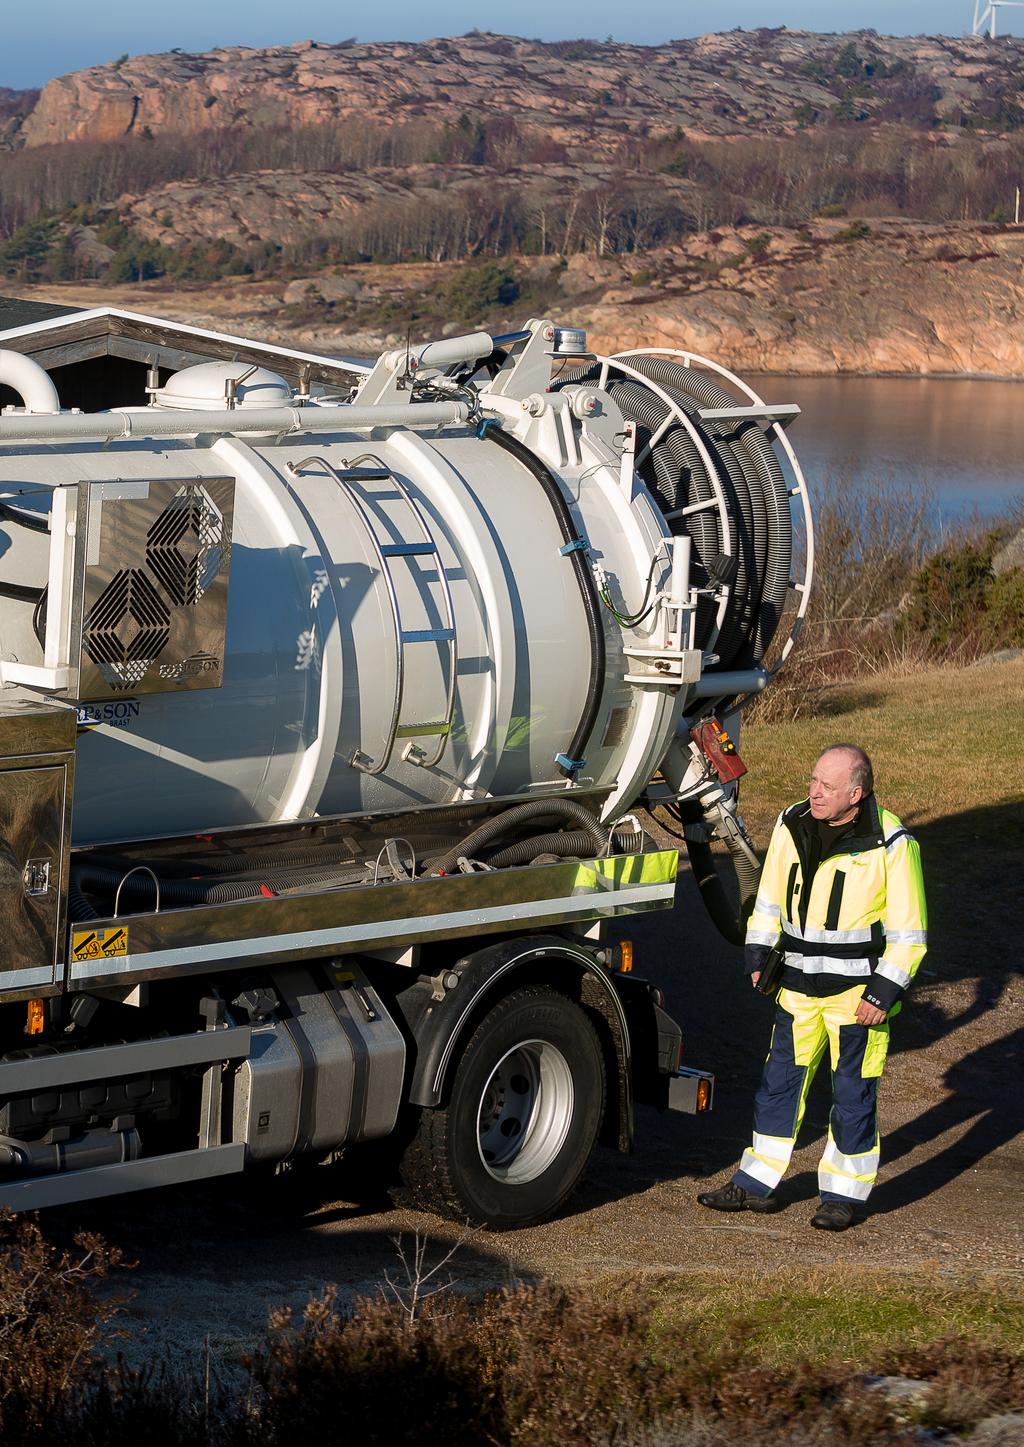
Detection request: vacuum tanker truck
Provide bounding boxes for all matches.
[0,303,811,1228]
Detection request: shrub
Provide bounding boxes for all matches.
[835,218,872,240]
[444,260,520,318]
[981,566,1024,650]
[905,541,993,650]
[0,1211,125,1435]
[658,149,689,176]
[743,230,773,257]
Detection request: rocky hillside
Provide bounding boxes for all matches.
[581,219,1024,375]
[9,30,1024,381]
[7,29,1024,152]
[19,218,1024,379]
[0,87,36,147]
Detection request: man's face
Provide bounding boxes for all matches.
[809,751,862,825]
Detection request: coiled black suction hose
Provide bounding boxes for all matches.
[554,359,793,693]
[626,356,792,666]
[483,426,606,780]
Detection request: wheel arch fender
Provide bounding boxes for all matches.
[403,934,633,1151]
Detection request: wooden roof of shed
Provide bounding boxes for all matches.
[0,300,363,389]
[0,297,83,330]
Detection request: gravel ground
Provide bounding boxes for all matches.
[54,861,1022,1370]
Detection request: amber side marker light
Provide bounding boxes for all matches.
[617,940,634,973]
[696,1078,712,1112]
[26,999,45,1036]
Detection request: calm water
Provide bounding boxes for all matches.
[342,360,1022,524]
[766,375,1024,525]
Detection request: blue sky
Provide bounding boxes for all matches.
[4,1,1018,89]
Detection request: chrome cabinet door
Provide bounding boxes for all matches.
[0,766,66,996]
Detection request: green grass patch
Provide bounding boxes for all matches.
[638,1268,1024,1371]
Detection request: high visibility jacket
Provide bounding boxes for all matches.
[745,794,927,1013]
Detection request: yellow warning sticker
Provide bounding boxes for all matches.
[71,926,129,963]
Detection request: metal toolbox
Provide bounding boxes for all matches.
[0,695,75,1000]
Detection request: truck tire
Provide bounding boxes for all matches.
[398,985,605,1229]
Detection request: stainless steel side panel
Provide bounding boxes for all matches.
[0,763,70,997]
[67,851,679,988]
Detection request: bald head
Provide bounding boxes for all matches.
[809,744,874,826]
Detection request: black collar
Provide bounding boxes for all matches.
[784,794,884,858]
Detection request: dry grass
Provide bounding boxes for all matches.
[739,656,1024,839]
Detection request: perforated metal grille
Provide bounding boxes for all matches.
[146,484,227,607]
[78,477,233,698]
[85,568,171,691]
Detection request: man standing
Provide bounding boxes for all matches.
[697,743,927,1231]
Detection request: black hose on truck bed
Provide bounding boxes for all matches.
[486,827,641,869]
[428,797,609,877]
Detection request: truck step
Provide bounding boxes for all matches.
[0,1143,246,1211]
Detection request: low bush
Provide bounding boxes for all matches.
[980,566,1024,650]
[0,1213,1021,1446]
[904,539,994,650]
[443,260,521,318]
[0,1210,125,1437]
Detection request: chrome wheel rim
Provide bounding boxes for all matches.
[476,1039,574,1185]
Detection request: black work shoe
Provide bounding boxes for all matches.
[810,1200,857,1231]
[697,1181,779,1213]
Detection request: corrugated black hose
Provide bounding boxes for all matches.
[483,426,606,781]
[429,798,609,877]
[684,836,762,948]
[487,827,641,869]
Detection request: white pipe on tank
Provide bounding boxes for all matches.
[0,400,469,443]
[0,350,60,414]
[382,332,493,373]
[688,669,769,698]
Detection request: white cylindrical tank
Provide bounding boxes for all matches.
[63,425,672,843]
[0,340,808,846]
[0,375,674,843]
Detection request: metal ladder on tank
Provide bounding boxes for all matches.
[286,454,457,775]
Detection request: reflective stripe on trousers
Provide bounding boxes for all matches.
[733,984,890,1204]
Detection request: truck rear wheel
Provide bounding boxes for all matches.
[398,985,605,1229]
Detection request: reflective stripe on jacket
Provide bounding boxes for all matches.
[745,794,927,1011]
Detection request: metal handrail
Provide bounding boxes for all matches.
[114,865,161,917]
[288,455,405,775]
[347,452,459,771]
[287,453,458,775]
